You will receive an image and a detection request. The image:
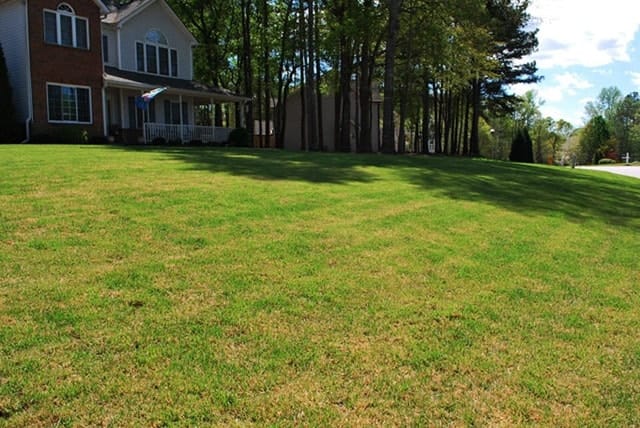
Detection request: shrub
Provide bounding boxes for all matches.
[228,128,250,147]
[598,158,616,165]
[29,134,56,144]
[151,137,167,146]
[88,135,109,145]
[29,128,88,144]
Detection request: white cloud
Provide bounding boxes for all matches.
[628,71,640,86]
[540,105,585,128]
[536,72,592,103]
[529,0,640,68]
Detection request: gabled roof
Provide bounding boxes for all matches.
[102,0,196,44]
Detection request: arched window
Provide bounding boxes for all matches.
[57,3,74,14]
[136,29,178,77]
[44,3,88,49]
[145,29,168,46]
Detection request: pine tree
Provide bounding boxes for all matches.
[509,127,534,163]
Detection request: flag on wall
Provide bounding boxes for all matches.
[135,87,167,110]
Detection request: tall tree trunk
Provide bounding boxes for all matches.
[305,0,319,150]
[241,0,253,137]
[462,87,470,155]
[358,44,372,152]
[470,77,481,156]
[274,0,294,149]
[314,0,324,151]
[450,93,459,155]
[443,89,450,155]
[338,40,352,152]
[421,76,430,154]
[433,81,441,153]
[398,82,408,154]
[262,0,271,148]
[298,0,307,150]
[381,0,402,153]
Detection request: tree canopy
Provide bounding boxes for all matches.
[163,0,540,154]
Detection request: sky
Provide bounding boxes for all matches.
[511,0,640,128]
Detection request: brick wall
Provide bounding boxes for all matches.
[28,0,104,138]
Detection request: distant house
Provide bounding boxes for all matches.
[0,0,248,143]
[283,82,382,152]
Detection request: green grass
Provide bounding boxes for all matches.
[1,145,639,426]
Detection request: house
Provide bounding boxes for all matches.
[0,0,248,143]
[283,81,382,152]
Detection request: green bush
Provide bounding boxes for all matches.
[30,128,89,144]
[228,127,250,147]
[598,158,616,165]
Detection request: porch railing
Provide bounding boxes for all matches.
[144,123,233,144]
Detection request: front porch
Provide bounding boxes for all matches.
[144,123,232,144]
[103,66,249,144]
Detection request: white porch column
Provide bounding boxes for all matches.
[118,88,125,129]
[140,90,146,143]
[210,97,214,141]
[239,101,246,129]
[116,29,122,69]
[179,94,184,143]
[102,87,108,137]
[212,99,216,128]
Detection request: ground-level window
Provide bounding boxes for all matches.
[47,83,91,123]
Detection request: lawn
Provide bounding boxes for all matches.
[1,145,639,426]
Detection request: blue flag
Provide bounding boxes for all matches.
[135,87,168,110]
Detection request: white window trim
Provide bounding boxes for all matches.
[43,7,90,50]
[135,39,178,78]
[46,82,93,124]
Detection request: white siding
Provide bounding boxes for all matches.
[118,1,193,79]
[0,0,30,122]
[101,27,118,67]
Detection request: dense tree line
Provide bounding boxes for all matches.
[485,90,573,165]
[163,0,539,154]
[579,87,640,163]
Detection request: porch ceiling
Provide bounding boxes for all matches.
[103,66,250,103]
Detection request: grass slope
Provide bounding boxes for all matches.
[1,145,639,426]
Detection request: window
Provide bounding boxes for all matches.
[136,30,178,77]
[136,42,145,72]
[158,47,169,75]
[47,83,91,123]
[170,50,178,77]
[102,35,109,63]
[43,4,89,49]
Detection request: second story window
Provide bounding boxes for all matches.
[102,35,109,62]
[44,3,89,49]
[136,29,178,77]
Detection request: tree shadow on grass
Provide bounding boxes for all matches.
[397,157,640,229]
[109,146,378,185]
[106,146,640,229]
